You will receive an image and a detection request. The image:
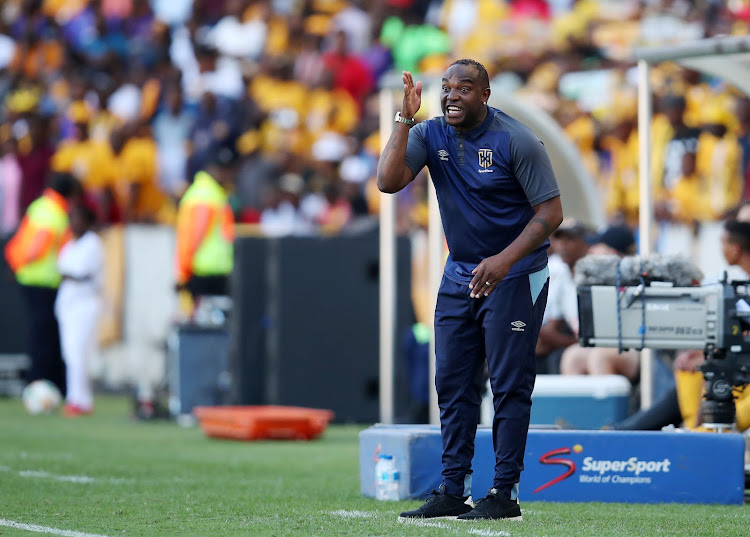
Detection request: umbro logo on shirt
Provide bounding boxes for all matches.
[438,149,449,161]
[511,320,526,332]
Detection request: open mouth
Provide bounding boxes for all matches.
[445,105,463,118]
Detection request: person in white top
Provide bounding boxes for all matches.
[55,203,104,416]
[536,219,589,374]
[559,224,641,381]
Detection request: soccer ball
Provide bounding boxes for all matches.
[21,380,63,415]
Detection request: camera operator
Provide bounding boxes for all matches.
[610,219,750,431]
[675,219,750,431]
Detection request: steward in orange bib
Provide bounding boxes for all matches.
[4,173,81,395]
[175,157,235,311]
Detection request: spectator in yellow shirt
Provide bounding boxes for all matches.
[665,150,712,225]
[113,122,165,223]
[696,112,742,220]
[51,102,119,223]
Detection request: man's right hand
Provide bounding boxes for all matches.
[402,71,422,120]
[674,349,705,372]
[376,72,420,193]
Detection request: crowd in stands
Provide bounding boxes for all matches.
[1,0,750,242]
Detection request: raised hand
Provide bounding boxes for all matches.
[401,71,422,120]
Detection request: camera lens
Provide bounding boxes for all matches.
[700,399,736,429]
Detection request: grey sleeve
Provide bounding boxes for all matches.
[404,121,428,178]
[510,126,560,206]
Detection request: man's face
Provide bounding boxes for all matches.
[70,207,89,237]
[73,122,88,141]
[207,164,233,187]
[721,230,739,266]
[551,233,589,268]
[440,64,490,132]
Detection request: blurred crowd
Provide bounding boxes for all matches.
[1,0,750,241]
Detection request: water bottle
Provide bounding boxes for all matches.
[374,454,400,500]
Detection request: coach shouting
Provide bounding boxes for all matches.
[377,59,562,521]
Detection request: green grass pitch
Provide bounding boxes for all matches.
[0,395,748,537]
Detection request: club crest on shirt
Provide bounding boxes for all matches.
[478,149,493,173]
[438,149,449,161]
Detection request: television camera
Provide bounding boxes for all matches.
[576,254,750,430]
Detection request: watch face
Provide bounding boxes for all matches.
[395,112,413,125]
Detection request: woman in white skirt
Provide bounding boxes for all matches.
[55,202,103,416]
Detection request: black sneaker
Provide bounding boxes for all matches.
[399,485,472,519]
[457,488,522,521]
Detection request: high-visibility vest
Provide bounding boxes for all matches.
[5,189,69,287]
[177,171,234,277]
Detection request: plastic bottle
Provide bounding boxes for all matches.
[374,454,400,500]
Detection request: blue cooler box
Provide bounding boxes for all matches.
[530,374,630,429]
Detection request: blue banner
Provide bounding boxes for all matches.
[360,425,746,505]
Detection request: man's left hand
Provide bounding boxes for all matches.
[469,254,512,298]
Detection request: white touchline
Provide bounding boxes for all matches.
[19,470,95,483]
[397,518,455,530]
[0,466,134,484]
[468,529,511,537]
[398,516,514,536]
[329,510,375,518]
[0,519,112,537]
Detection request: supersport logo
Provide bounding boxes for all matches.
[532,444,582,493]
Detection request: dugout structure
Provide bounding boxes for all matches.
[634,35,750,410]
[377,76,605,424]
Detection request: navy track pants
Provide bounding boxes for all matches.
[434,266,549,499]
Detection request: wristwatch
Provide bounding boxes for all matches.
[394,111,415,127]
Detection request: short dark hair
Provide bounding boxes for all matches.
[48,173,81,199]
[587,224,636,256]
[450,59,490,90]
[724,220,750,253]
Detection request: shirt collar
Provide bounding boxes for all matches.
[44,188,69,212]
[447,105,495,139]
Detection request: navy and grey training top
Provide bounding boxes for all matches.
[404,106,561,284]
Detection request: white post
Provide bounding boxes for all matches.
[425,86,443,426]
[427,181,443,425]
[637,59,654,410]
[379,89,396,424]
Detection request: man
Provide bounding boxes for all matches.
[559,223,639,380]
[175,152,235,309]
[51,101,118,223]
[611,219,750,431]
[536,219,590,374]
[4,173,81,396]
[114,121,165,223]
[377,59,562,521]
[586,223,636,257]
[675,219,750,432]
